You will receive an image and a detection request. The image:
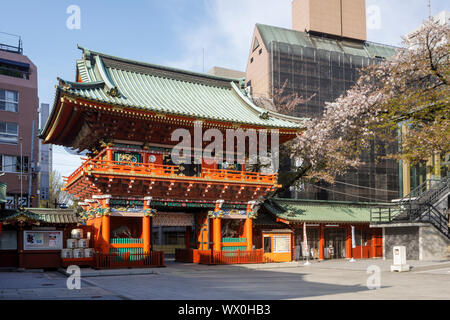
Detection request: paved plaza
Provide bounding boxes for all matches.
[0,259,449,300]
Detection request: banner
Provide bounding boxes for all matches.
[351,225,356,249]
[303,223,308,255]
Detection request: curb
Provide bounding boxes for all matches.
[58,267,158,278]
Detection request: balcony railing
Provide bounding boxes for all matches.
[65,158,277,186]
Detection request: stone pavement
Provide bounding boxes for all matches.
[76,259,450,300]
[0,270,123,300]
[1,259,449,300]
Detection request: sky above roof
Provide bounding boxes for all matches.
[0,0,448,178]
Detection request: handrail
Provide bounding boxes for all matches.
[65,158,278,186]
[371,177,449,240]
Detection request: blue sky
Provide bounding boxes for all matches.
[0,0,448,177]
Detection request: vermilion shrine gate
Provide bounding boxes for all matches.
[40,47,303,267]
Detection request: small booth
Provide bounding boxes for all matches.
[261,198,385,261]
[0,208,86,269]
[261,229,293,263]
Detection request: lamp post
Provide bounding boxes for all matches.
[20,137,23,208]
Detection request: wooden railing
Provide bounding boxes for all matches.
[222,238,247,243]
[64,158,277,186]
[94,251,164,269]
[175,249,264,265]
[110,238,143,244]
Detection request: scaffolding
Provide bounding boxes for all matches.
[269,40,399,202]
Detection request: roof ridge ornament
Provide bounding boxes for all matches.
[57,77,72,91]
[106,86,121,98]
[259,111,270,120]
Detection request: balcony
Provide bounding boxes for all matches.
[63,150,279,201]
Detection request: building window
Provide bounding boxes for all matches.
[0,60,30,79]
[252,37,260,52]
[263,236,272,253]
[0,89,18,112]
[0,122,18,144]
[0,155,28,173]
[250,57,254,64]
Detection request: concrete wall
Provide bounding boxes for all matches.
[245,26,271,99]
[292,0,367,41]
[419,225,450,260]
[383,224,450,261]
[384,226,419,260]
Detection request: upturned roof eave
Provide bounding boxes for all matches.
[54,85,304,131]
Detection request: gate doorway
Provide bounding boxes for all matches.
[294,227,320,261]
[324,228,346,259]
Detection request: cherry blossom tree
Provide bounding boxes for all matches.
[255,19,449,197]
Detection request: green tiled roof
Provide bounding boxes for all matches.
[263,198,391,224]
[26,208,80,224]
[0,208,79,224]
[55,46,305,130]
[256,24,398,59]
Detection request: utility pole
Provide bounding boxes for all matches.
[428,0,431,19]
[27,120,35,208]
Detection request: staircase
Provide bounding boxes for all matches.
[371,176,450,240]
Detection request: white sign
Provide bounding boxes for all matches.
[23,231,63,250]
[273,235,291,253]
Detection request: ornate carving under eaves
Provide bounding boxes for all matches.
[144,208,157,217]
[208,210,224,218]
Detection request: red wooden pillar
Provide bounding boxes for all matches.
[245,201,257,251]
[371,228,377,258]
[143,197,152,254]
[213,200,224,252]
[291,229,295,261]
[346,225,353,259]
[319,224,325,260]
[98,196,111,254]
[213,218,221,252]
[244,218,252,251]
[197,214,209,250]
[106,147,113,162]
